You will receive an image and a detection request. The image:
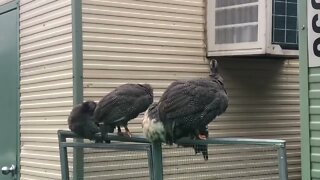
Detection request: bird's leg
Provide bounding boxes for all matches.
[100,124,110,143]
[124,126,132,137]
[117,126,122,134]
[116,126,132,137]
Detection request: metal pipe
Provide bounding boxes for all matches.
[58,130,285,146]
[278,142,288,180]
[147,145,154,180]
[58,131,70,180]
[71,0,84,178]
[151,142,163,180]
[61,142,149,151]
[175,137,285,146]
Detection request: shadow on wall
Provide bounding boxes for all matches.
[211,57,300,138]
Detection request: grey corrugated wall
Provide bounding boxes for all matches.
[19,0,73,179]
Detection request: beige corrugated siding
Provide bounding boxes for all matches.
[82,0,300,179]
[19,0,73,179]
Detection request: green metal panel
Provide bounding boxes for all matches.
[299,0,320,179]
[298,0,311,179]
[72,0,84,179]
[0,4,19,180]
[309,64,320,180]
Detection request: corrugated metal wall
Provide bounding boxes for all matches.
[0,0,13,6]
[81,0,301,179]
[217,59,300,179]
[19,0,73,179]
[309,67,320,179]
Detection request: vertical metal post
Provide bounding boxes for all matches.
[151,142,163,180]
[71,0,84,179]
[58,132,70,180]
[147,145,154,180]
[278,143,288,180]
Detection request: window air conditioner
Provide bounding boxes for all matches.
[207,0,299,58]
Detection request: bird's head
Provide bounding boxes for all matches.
[209,59,224,84]
[138,83,154,97]
[209,59,218,74]
[82,100,97,114]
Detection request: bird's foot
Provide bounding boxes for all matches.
[198,134,207,140]
[117,131,132,137]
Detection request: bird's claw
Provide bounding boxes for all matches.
[198,134,207,140]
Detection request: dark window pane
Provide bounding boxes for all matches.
[274,16,285,29]
[274,30,285,43]
[286,30,297,43]
[286,17,297,29]
[272,0,299,49]
[287,3,297,16]
[274,2,285,15]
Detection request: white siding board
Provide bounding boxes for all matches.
[20,43,72,61]
[20,34,72,53]
[83,0,204,15]
[20,1,72,179]
[20,0,56,14]
[83,24,203,39]
[83,33,203,47]
[20,6,71,30]
[21,53,72,69]
[83,51,206,64]
[20,0,70,21]
[83,5,203,23]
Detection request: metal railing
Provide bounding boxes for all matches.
[58,130,288,180]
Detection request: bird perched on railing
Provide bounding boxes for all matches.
[94,83,153,142]
[142,59,228,160]
[68,101,100,141]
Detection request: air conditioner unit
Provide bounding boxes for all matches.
[207,0,299,58]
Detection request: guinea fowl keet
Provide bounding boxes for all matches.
[68,101,100,141]
[142,59,228,160]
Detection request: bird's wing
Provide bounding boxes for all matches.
[94,94,118,122]
[116,84,148,97]
[158,80,218,143]
[159,80,218,120]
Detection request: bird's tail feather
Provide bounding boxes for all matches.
[142,106,166,142]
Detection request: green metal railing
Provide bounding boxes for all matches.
[58,130,288,180]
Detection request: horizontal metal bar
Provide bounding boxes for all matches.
[58,130,285,147]
[61,142,150,151]
[58,130,151,144]
[176,137,285,147]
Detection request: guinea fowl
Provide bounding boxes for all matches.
[68,101,100,141]
[142,60,228,160]
[94,83,153,142]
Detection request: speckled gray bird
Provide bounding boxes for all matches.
[142,60,228,160]
[94,83,153,142]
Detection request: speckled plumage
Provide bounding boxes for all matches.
[143,60,228,160]
[94,83,153,141]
